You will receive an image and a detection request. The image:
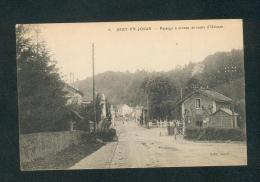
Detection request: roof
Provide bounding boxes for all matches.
[200,89,232,102]
[82,100,91,104]
[176,89,232,105]
[64,83,84,96]
[212,108,238,116]
[70,110,84,120]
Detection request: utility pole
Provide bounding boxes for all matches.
[224,65,237,128]
[35,28,40,59]
[146,92,149,128]
[92,43,97,133]
[146,75,151,129]
[180,87,185,136]
[69,72,72,85]
[72,73,75,88]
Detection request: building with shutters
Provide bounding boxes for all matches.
[176,89,238,128]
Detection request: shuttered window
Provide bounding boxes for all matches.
[196,98,201,108]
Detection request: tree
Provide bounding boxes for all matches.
[141,76,177,120]
[201,49,244,87]
[235,99,246,129]
[17,25,70,134]
[184,77,204,95]
[84,94,102,123]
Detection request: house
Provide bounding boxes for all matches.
[209,108,238,128]
[81,98,91,107]
[63,83,85,131]
[117,104,133,117]
[63,84,84,105]
[176,89,238,128]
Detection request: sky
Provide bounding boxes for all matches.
[28,19,243,81]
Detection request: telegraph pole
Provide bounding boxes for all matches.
[180,88,183,100]
[224,65,237,128]
[92,43,97,132]
[146,92,149,128]
[35,28,40,59]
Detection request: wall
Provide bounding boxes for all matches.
[20,131,87,163]
[182,93,213,127]
[209,111,233,128]
[216,101,230,111]
[66,92,83,105]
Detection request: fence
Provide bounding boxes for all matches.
[20,131,87,163]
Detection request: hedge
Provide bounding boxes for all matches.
[96,128,117,142]
[184,127,246,141]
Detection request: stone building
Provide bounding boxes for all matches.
[176,89,238,128]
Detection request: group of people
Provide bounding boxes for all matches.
[145,120,184,139]
[146,120,182,128]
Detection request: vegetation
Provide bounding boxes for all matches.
[17,25,71,134]
[17,24,113,134]
[184,127,246,141]
[76,70,149,106]
[95,101,116,141]
[77,50,244,105]
[141,75,177,120]
[17,24,245,132]
[96,128,117,142]
[73,93,113,132]
[76,49,245,128]
[80,94,103,124]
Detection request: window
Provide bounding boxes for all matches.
[195,98,201,108]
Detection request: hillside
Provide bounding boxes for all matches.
[213,77,245,101]
[76,70,150,105]
[75,49,244,106]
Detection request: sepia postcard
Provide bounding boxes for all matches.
[17,19,247,170]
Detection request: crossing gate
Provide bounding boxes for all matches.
[167,121,184,136]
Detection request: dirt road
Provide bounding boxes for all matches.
[70,120,247,169]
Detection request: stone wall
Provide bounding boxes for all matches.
[183,93,213,127]
[20,131,87,163]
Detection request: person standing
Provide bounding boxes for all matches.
[174,121,177,140]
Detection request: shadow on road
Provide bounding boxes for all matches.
[21,142,105,170]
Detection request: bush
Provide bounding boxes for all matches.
[96,128,117,142]
[184,127,246,141]
[80,132,95,143]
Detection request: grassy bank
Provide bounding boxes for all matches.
[21,141,104,170]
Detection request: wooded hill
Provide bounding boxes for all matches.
[76,49,245,106]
